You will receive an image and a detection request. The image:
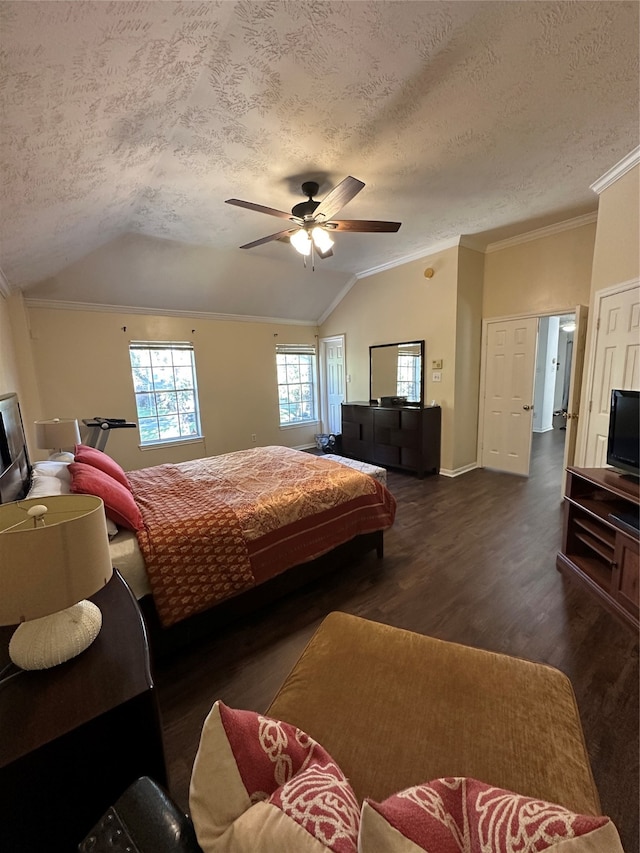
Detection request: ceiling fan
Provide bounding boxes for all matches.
[225,176,401,265]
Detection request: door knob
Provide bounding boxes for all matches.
[523,405,532,411]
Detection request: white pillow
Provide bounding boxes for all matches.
[27,472,70,497]
[31,460,72,484]
[27,464,119,539]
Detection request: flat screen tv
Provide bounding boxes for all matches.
[606,389,640,481]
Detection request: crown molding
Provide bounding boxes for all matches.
[357,236,462,279]
[23,298,317,326]
[317,275,359,326]
[0,267,11,299]
[590,146,640,195]
[485,212,597,253]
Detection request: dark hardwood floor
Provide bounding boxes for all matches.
[155,429,639,853]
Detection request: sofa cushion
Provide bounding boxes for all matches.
[189,700,360,852]
[267,612,601,814]
[359,777,623,852]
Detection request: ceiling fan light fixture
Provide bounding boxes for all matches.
[311,227,334,253]
[290,228,311,255]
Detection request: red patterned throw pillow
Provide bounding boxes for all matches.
[74,443,131,490]
[69,462,143,531]
[358,777,624,852]
[189,701,360,853]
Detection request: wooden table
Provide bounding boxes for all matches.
[0,570,167,852]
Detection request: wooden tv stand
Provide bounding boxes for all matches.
[557,466,639,630]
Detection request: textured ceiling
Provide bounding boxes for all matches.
[1,1,638,322]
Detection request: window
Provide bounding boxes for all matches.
[129,342,202,446]
[276,343,318,426]
[397,349,421,400]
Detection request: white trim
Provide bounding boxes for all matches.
[574,277,640,466]
[485,213,597,253]
[138,436,205,451]
[590,146,640,195]
[24,298,316,326]
[0,268,11,299]
[438,462,478,478]
[318,333,346,435]
[317,276,358,325]
[279,421,321,430]
[459,235,487,252]
[356,236,462,279]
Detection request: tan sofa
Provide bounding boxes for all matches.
[80,611,604,851]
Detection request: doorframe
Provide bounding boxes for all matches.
[318,334,346,434]
[574,277,640,466]
[477,307,580,470]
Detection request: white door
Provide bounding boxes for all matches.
[481,317,539,475]
[320,335,345,434]
[581,283,640,466]
[561,305,588,496]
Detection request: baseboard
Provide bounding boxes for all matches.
[438,462,478,478]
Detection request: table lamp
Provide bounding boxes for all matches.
[35,417,81,455]
[0,494,113,670]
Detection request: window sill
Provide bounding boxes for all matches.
[138,436,205,451]
[279,421,320,430]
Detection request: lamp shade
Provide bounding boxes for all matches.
[0,494,112,625]
[35,418,81,451]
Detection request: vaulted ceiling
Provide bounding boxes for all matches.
[1,1,638,323]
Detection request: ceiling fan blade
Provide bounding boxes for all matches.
[226,199,294,220]
[312,176,365,222]
[239,228,298,249]
[330,220,402,233]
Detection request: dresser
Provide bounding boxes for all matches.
[341,402,441,478]
[0,570,167,852]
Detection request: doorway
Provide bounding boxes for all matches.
[478,308,586,479]
[319,335,346,435]
[533,313,575,435]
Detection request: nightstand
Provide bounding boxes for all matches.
[0,570,167,853]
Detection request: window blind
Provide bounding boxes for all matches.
[275,343,316,356]
[130,341,194,351]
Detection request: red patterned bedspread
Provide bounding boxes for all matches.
[127,446,396,627]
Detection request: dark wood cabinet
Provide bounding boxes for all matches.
[557,467,639,630]
[0,570,167,853]
[341,402,441,478]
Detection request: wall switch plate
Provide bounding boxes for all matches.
[431,359,443,370]
[432,371,442,382]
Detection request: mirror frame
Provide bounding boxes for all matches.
[369,339,425,406]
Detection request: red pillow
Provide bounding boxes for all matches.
[69,462,143,532]
[359,777,623,852]
[189,700,360,852]
[74,444,131,490]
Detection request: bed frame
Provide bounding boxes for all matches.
[0,391,383,655]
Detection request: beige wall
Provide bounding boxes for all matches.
[27,307,319,470]
[575,163,640,461]
[320,246,482,473]
[590,164,639,293]
[483,222,596,318]
[0,294,20,398]
[453,247,484,470]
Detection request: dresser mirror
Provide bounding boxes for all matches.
[370,340,425,405]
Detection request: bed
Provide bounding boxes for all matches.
[0,393,396,645]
